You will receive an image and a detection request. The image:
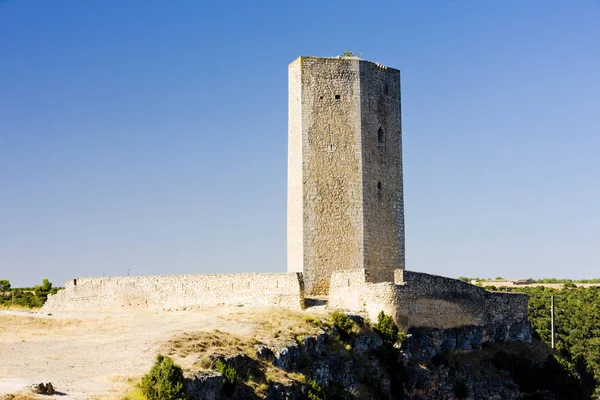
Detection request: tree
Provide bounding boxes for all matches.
[0,280,10,292]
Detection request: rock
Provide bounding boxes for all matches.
[265,383,302,400]
[185,371,223,400]
[30,382,55,395]
[312,360,330,387]
[208,353,257,379]
[254,344,274,361]
[273,342,301,371]
[45,382,55,395]
[300,332,327,357]
[352,330,382,355]
[441,330,457,352]
[345,313,364,325]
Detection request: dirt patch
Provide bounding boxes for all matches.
[0,306,328,399]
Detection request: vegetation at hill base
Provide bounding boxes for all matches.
[486,285,600,398]
[0,279,60,309]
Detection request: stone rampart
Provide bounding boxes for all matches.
[329,269,531,344]
[43,273,305,311]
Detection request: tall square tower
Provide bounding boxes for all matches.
[287,56,405,296]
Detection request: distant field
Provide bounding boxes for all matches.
[477,281,600,289]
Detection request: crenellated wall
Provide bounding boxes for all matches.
[43,273,305,311]
[329,269,531,344]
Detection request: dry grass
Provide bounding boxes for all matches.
[0,394,39,400]
[219,308,327,344]
[0,305,39,312]
[163,329,257,359]
[162,309,328,367]
[0,314,118,340]
[160,309,330,398]
[119,386,148,400]
[0,315,86,338]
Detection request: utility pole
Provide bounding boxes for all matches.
[127,269,131,277]
[551,295,555,349]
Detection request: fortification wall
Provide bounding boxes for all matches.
[329,269,531,344]
[43,273,305,311]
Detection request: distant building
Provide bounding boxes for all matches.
[512,278,533,285]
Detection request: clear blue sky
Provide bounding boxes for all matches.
[1,1,599,287]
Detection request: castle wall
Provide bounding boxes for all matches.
[329,269,531,343]
[43,273,305,311]
[360,61,405,283]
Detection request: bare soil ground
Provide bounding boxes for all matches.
[0,306,327,400]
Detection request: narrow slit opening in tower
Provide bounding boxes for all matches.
[377,181,382,190]
[378,127,384,144]
[384,84,389,95]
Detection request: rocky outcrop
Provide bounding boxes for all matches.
[181,315,542,400]
[185,372,223,400]
[30,382,55,395]
[402,323,532,360]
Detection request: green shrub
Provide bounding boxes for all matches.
[214,359,237,396]
[330,311,354,338]
[373,311,401,344]
[139,355,187,400]
[302,378,326,400]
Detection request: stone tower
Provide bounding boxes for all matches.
[287,56,405,296]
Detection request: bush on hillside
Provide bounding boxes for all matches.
[330,311,355,338]
[373,311,402,344]
[139,355,187,400]
[214,359,237,396]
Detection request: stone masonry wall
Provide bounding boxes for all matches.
[360,61,405,284]
[329,269,531,344]
[43,273,305,311]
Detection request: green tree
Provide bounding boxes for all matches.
[490,285,600,396]
[373,311,402,344]
[0,280,10,292]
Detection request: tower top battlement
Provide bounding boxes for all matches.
[288,56,397,72]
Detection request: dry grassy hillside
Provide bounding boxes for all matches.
[0,306,327,399]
